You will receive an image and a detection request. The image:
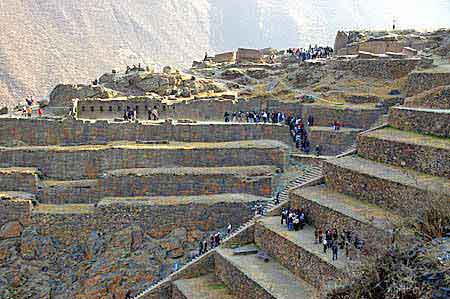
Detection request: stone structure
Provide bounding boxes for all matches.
[236,48,263,64]
[214,52,236,63]
[404,69,450,96]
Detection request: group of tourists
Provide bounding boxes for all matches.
[280,207,366,261]
[224,111,287,124]
[198,223,232,256]
[281,207,306,231]
[287,45,334,61]
[20,97,43,117]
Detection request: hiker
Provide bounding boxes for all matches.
[275,191,280,205]
[307,115,314,126]
[224,111,230,123]
[151,106,159,120]
[203,240,208,253]
[281,208,288,225]
[37,107,43,117]
[318,227,323,244]
[332,243,339,260]
[323,238,328,253]
[210,235,215,248]
[227,223,232,235]
[293,216,300,231]
[198,241,204,255]
[315,145,321,156]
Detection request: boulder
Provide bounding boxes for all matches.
[220,68,245,80]
[49,84,118,108]
[163,66,172,74]
[334,31,349,52]
[0,221,22,239]
[0,106,8,115]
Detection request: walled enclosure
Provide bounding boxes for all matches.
[73,98,383,130]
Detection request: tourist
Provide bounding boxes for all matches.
[203,240,208,253]
[293,216,300,231]
[26,106,32,117]
[224,111,230,123]
[227,223,232,235]
[323,238,328,253]
[315,145,321,156]
[275,191,280,205]
[281,208,288,225]
[37,107,43,117]
[198,241,204,255]
[210,235,215,248]
[307,115,314,127]
[151,106,159,120]
[332,242,339,260]
[125,290,132,299]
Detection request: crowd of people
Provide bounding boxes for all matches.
[280,207,366,261]
[224,111,287,124]
[287,45,334,61]
[123,106,159,121]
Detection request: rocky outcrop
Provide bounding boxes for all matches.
[49,84,118,108]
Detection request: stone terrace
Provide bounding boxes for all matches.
[137,100,449,299]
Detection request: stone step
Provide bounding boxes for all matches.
[172,274,236,299]
[99,166,277,198]
[323,156,450,218]
[389,106,449,137]
[357,127,450,177]
[0,167,39,194]
[0,140,287,180]
[254,217,352,291]
[37,179,100,204]
[215,247,317,299]
[290,184,404,252]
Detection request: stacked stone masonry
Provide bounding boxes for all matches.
[388,107,450,138]
[357,127,450,177]
[99,166,276,198]
[0,168,39,193]
[323,156,450,218]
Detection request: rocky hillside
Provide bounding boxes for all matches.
[2,0,450,108]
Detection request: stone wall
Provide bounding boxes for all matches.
[254,223,348,291]
[0,142,287,180]
[236,48,263,63]
[99,167,276,198]
[214,251,274,299]
[389,107,449,137]
[357,129,450,177]
[37,180,100,204]
[0,168,38,193]
[0,196,32,227]
[74,95,383,130]
[309,128,361,155]
[404,71,450,96]
[214,52,236,63]
[329,58,420,80]
[322,159,449,218]
[0,117,293,146]
[289,187,393,256]
[358,40,405,54]
[301,104,383,129]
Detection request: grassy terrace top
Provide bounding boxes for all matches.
[98,193,267,206]
[0,191,34,201]
[0,140,287,152]
[0,167,39,174]
[362,127,450,150]
[33,204,95,214]
[310,126,362,133]
[106,165,277,177]
[392,106,450,114]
